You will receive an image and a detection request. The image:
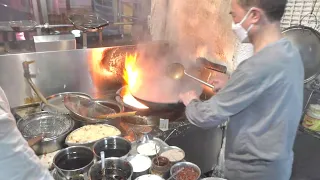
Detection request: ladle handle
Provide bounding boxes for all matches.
[184,71,215,89]
[27,134,43,147]
[97,111,137,119]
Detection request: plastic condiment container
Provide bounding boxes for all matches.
[302,109,320,131]
[309,104,320,114]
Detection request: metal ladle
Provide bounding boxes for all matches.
[167,63,214,89]
[100,151,106,180]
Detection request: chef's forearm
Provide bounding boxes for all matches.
[185,99,228,128]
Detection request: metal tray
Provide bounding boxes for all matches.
[11,103,41,120]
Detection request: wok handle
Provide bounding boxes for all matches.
[97,111,137,119]
[184,71,215,89]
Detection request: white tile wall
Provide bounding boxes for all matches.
[281,0,319,30]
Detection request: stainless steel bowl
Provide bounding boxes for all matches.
[160,146,185,163]
[53,146,94,179]
[170,162,201,180]
[17,112,75,155]
[122,115,160,132]
[88,157,133,180]
[93,136,132,160]
[40,92,92,114]
[65,124,121,147]
[135,174,164,180]
[64,95,122,126]
[127,154,152,179]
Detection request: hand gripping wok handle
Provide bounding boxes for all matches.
[184,71,215,89]
[96,111,137,119]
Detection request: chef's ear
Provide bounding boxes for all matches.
[249,7,263,24]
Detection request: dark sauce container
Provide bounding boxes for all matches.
[53,146,94,178]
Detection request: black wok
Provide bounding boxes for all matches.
[132,95,185,112]
[116,86,186,112]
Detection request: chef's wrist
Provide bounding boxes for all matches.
[189,98,201,105]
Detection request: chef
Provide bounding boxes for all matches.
[179,0,304,180]
[0,87,53,180]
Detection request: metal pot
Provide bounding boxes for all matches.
[88,157,133,180]
[17,112,75,155]
[53,146,94,179]
[282,25,320,83]
[92,136,132,160]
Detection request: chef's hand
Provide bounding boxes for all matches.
[179,91,199,106]
[209,72,229,92]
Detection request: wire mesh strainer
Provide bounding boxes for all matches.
[64,95,118,125]
[17,112,74,140]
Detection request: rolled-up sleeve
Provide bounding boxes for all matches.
[186,68,265,128]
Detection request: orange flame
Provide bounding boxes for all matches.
[91,48,113,77]
[122,54,148,109]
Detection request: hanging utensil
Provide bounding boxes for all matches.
[167,63,214,88]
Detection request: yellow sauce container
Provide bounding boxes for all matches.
[302,110,320,131]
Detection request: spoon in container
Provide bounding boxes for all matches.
[164,129,177,142]
[167,167,185,180]
[101,151,106,180]
[166,63,214,88]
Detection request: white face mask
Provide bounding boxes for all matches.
[232,8,254,43]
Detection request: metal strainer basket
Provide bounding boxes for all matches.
[17,111,74,140]
[17,111,75,155]
[64,95,120,126]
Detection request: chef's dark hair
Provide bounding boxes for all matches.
[238,0,287,21]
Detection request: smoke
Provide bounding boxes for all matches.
[129,0,237,103]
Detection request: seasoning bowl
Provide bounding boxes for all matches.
[135,174,165,180]
[88,157,133,180]
[93,136,131,160]
[53,146,94,179]
[136,141,161,157]
[150,156,171,178]
[160,146,185,164]
[127,154,152,179]
[170,162,201,180]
